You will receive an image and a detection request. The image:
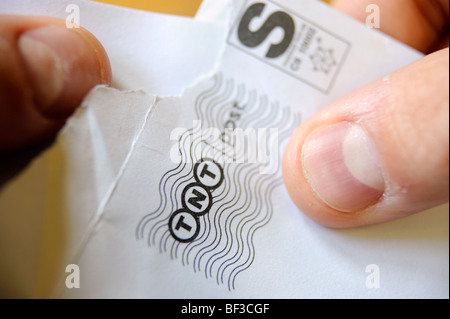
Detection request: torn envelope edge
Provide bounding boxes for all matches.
[51,47,230,296]
[56,3,231,271]
[0,0,230,297]
[49,86,158,297]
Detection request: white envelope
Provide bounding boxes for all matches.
[0,0,447,299]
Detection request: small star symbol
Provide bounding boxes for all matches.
[310,47,337,74]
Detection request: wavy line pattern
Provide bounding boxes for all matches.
[136,73,301,290]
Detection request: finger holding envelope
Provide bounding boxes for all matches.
[282,0,449,227]
[0,15,111,153]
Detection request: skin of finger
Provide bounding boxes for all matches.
[331,0,449,53]
[282,48,449,228]
[0,15,111,153]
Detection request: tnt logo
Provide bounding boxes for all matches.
[168,159,224,242]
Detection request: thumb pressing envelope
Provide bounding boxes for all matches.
[0,0,448,298]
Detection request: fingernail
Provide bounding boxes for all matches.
[302,122,385,212]
[18,26,107,117]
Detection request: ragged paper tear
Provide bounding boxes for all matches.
[0,0,448,298]
[0,0,226,297]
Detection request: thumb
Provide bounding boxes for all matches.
[283,48,449,228]
[0,15,111,153]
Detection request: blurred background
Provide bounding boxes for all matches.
[92,0,205,16]
[91,0,330,16]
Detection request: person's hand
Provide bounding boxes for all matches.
[0,15,111,154]
[283,0,449,228]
